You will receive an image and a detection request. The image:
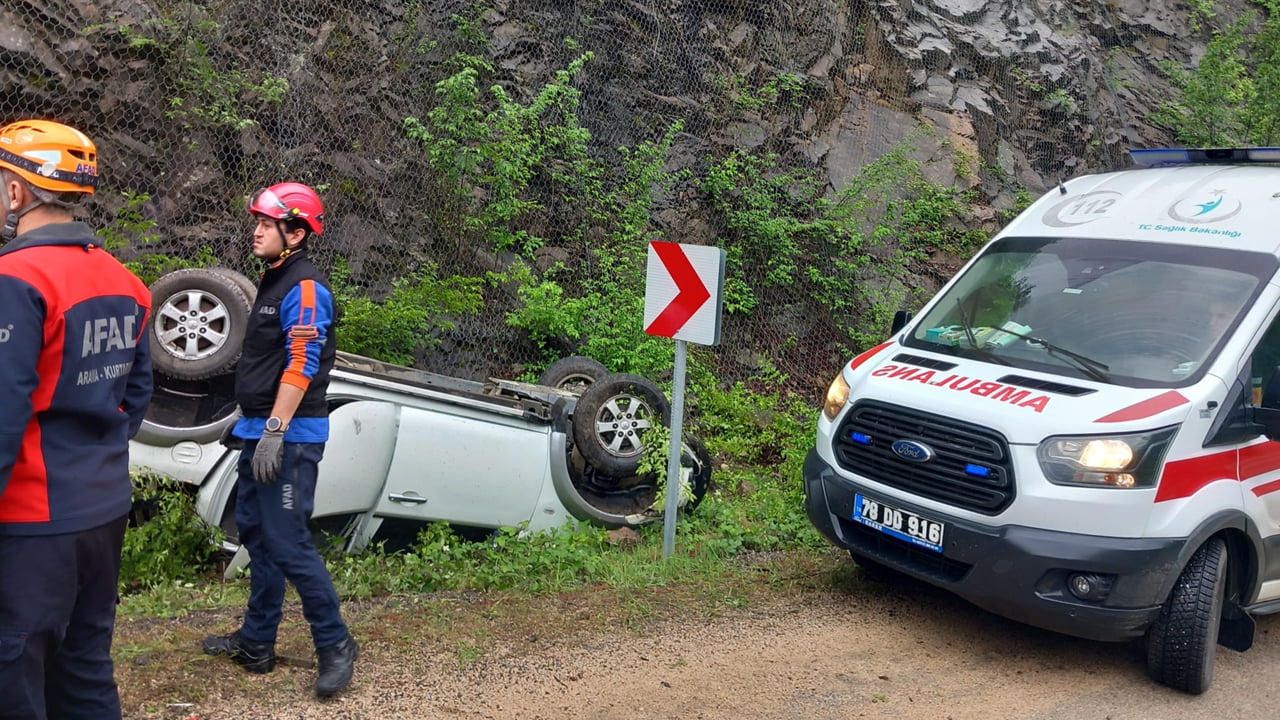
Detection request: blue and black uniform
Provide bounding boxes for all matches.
[228,249,348,649]
[0,221,152,720]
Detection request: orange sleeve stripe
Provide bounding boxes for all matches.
[282,370,312,391]
[285,334,310,376]
[297,280,316,325]
[284,280,319,377]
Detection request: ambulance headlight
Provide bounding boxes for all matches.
[822,373,850,421]
[1037,427,1177,488]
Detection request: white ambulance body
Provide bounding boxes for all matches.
[803,148,1280,694]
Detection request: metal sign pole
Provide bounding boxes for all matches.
[662,338,688,558]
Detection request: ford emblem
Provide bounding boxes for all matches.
[891,439,934,462]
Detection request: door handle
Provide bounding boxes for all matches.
[388,492,428,505]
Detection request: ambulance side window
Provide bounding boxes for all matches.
[1206,316,1280,446]
[1252,318,1280,409]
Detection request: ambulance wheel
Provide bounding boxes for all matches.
[149,268,253,381]
[1145,536,1227,694]
[572,373,670,478]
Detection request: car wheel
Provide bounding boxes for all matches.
[557,433,713,528]
[572,373,671,478]
[209,266,258,305]
[1145,536,1227,694]
[683,435,713,512]
[537,356,608,395]
[149,268,253,381]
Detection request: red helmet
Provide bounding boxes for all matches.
[247,182,324,234]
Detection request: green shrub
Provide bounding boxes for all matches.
[331,258,484,365]
[121,476,223,592]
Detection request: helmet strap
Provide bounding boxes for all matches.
[1,199,40,243]
[268,220,296,263]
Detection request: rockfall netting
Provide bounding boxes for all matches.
[0,0,1229,393]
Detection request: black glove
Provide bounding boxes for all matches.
[252,429,285,484]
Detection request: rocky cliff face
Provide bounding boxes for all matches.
[0,0,1255,377]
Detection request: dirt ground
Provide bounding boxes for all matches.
[116,552,1280,720]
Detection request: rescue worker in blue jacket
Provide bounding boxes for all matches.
[201,182,358,698]
[0,119,153,720]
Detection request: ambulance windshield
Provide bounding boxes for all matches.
[903,236,1277,387]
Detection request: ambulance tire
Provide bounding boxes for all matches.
[1145,536,1227,695]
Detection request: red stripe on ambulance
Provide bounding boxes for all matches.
[1094,390,1189,423]
[1156,448,1237,502]
[1135,439,1280,503]
[848,342,893,373]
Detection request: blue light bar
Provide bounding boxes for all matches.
[850,432,872,445]
[965,463,992,478]
[1129,147,1280,168]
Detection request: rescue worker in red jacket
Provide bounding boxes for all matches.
[201,182,358,698]
[0,120,153,719]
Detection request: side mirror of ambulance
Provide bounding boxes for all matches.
[890,310,913,334]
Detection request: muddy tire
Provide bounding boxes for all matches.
[538,356,608,395]
[209,266,258,305]
[149,268,253,381]
[683,435,713,512]
[572,373,670,478]
[1146,537,1227,695]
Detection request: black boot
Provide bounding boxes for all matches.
[201,630,277,674]
[315,633,359,697]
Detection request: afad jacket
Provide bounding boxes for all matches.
[0,221,153,536]
[233,249,336,444]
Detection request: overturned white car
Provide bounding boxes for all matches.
[129,268,711,571]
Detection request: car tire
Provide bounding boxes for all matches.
[1145,536,1227,695]
[571,373,671,478]
[537,356,608,395]
[209,266,258,305]
[149,268,253,381]
[683,435,713,512]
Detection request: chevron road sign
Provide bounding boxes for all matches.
[643,241,724,346]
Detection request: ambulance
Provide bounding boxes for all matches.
[803,148,1280,694]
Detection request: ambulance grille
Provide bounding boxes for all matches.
[834,400,1014,514]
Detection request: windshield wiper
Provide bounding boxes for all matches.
[953,299,1012,366]
[995,326,1111,383]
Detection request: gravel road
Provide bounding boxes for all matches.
[123,559,1280,720]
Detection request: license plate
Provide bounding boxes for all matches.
[853,494,945,553]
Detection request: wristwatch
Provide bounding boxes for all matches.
[265,416,286,433]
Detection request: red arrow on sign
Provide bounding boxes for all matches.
[645,242,712,337]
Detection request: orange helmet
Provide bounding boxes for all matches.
[0,120,99,195]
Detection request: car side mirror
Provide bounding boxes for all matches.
[890,310,913,334]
